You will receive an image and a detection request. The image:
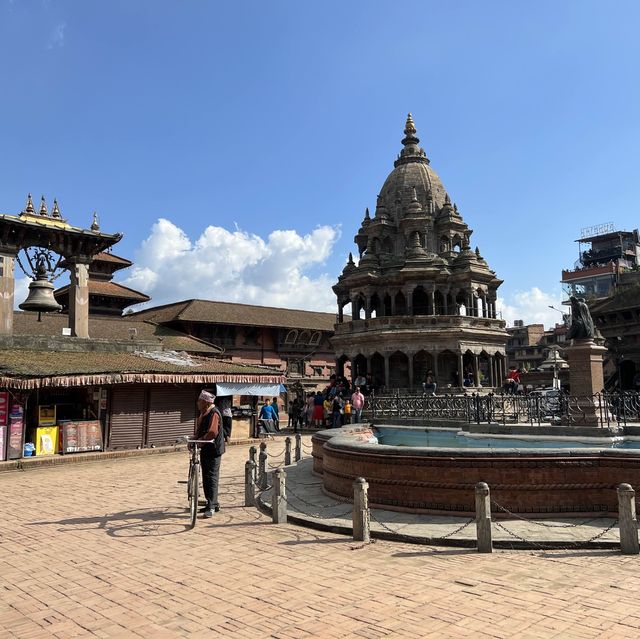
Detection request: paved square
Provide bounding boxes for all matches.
[2,439,640,638]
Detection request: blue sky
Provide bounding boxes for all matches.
[2,0,639,326]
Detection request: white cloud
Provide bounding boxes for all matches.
[123,218,340,313]
[497,287,566,328]
[47,22,65,49]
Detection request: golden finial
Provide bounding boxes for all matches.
[91,211,100,231]
[24,193,35,214]
[404,113,417,136]
[51,198,61,219]
[39,196,48,216]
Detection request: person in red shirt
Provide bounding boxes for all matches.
[506,367,520,395]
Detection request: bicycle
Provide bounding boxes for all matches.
[183,438,211,529]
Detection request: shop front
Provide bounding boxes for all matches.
[0,348,285,461]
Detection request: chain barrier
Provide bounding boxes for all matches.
[369,508,474,541]
[282,494,353,520]
[494,519,619,549]
[491,500,602,529]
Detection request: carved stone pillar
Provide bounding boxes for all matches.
[473,354,480,387]
[442,292,448,315]
[489,355,495,387]
[405,287,413,316]
[68,260,90,339]
[390,292,396,316]
[0,252,16,336]
[384,353,390,389]
[458,353,464,387]
[338,303,344,323]
[408,353,414,390]
[429,290,436,316]
[432,351,439,384]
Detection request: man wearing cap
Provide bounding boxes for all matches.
[195,390,225,518]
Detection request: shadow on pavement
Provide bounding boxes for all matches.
[27,506,193,537]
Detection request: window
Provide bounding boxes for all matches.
[284,330,298,344]
[309,331,322,346]
[298,330,311,344]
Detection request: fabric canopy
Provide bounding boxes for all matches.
[215,382,286,397]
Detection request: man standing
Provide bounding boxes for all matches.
[259,398,278,434]
[195,390,225,519]
[351,386,365,424]
[216,396,233,443]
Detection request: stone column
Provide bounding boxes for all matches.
[442,292,448,315]
[473,354,480,387]
[458,353,464,387]
[488,356,495,387]
[407,353,414,390]
[68,260,90,339]
[432,351,439,385]
[430,290,436,316]
[384,353,390,389]
[0,252,16,336]
[390,293,396,316]
[338,303,343,323]
[405,287,413,316]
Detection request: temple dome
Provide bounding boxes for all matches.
[376,114,447,221]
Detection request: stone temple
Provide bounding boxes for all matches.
[332,114,508,390]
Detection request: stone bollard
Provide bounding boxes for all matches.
[475,482,493,553]
[273,468,287,524]
[352,477,370,543]
[295,433,302,462]
[285,437,292,466]
[249,445,258,481]
[258,442,268,490]
[244,460,256,507]
[617,483,639,555]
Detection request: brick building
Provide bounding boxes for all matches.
[131,299,339,391]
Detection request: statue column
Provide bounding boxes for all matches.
[0,251,16,336]
[68,259,91,339]
[458,353,464,387]
[384,353,390,389]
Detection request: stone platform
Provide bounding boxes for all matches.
[259,457,623,549]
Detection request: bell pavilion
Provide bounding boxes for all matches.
[332,115,508,390]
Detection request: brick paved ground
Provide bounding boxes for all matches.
[1,439,640,639]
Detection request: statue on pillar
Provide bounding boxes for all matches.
[567,296,596,340]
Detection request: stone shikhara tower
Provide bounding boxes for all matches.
[332,114,508,390]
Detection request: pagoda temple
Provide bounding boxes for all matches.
[332,115,508,390]
[55,251,150,316]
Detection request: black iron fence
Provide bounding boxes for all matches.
[368,391,640,428]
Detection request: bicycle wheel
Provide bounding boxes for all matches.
[188,461,199,529]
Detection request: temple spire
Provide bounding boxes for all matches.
[404,113,417,137]
[39,196,48,216]
[396,112,429,166]
[91,211,100,231]
[364,207,370,220]
[51,198,61,219]
[24,193,35,214]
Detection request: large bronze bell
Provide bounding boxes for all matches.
[19,260,62,319]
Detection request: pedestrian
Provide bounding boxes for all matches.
[195,390,225,518]
[343,399,352,424]
[259,398,278,434]
[271,397,280,431]
[423,370,437,395]
[331,395,343,428]
[351,386,365,423]
[312,391,325,428]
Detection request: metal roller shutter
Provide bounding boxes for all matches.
[147,385,197,447]
[108,386,146,450]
